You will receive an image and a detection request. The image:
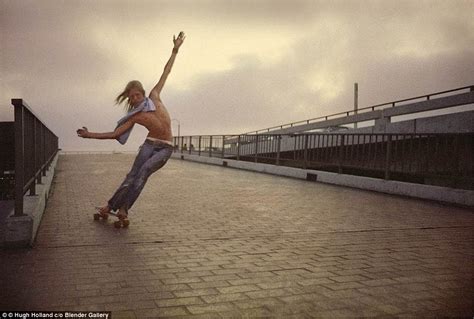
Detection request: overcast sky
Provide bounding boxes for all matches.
[1,0,473,151]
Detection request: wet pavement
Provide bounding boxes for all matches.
[1,154,473,318]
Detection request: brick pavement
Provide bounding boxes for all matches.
[1,154,473,318]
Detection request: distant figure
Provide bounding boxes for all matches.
[77,32,186,224]
[183,143,187,151]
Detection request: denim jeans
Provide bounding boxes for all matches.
[108,140,173,213]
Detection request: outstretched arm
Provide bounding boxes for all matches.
[77,119,135,140]
[149,31,186,101]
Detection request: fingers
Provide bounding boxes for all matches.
[174,32,185,44]
[76,127,87,137]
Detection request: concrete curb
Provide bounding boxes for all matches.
[2,152,60,248]
[172,153,474,207]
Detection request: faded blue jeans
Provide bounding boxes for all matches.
[108,139,173,214]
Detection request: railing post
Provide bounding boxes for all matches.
[198,136,201,156]
[29,117,37,195]
[209,136,213,157]
[189,136,192,155]
[254,135,259,163]
[385,135,392,180]
[42,125,46,176]
[303,134,308,169]
[276,135,281,166]
[35,118,42,184]
[338,134,345,174]
[222,135,225,158]
[237,135,241,160]
[13,100,25,216]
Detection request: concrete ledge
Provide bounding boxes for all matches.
[172,153,474,207]
[2,152,59,248]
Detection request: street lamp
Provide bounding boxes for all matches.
[171,118,180,138]
[171,118,181,150]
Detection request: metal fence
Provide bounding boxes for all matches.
[173,133,473,190]
[8,99,59,216]
[0,122,15,199]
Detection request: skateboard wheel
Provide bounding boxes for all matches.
[114,221,122,228]
[122,220,130,227]
[93,213,100,220]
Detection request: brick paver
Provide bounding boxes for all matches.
[1,154,473,318]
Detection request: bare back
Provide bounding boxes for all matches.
[132,99,172,142]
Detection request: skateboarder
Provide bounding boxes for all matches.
[77,32,186,223]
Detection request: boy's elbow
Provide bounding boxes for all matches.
[111,131,120,139]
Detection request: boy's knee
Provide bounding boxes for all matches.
[134,170,150,186]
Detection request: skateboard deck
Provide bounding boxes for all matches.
[94,207,130,228]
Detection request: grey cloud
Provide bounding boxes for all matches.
[2,0,473,151]
[166,41,474,136]
[1,1,122,131]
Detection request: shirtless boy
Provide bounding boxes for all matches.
[77,32,185,221]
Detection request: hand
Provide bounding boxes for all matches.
[76,127,89,138]
[173,31,186,49]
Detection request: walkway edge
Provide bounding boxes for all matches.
[2,152,60,248]
[171,153,474,207]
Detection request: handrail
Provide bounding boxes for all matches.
[172,132,474,190]
[173,132,472,139]
[243,85,474,135]
[11,99,59,216]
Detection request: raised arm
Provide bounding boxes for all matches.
[149,32,186,101]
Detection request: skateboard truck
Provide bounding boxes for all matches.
[94,207,130,228]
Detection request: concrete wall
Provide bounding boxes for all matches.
[340,110,474,134]
[2,152,59,247]
[231,111,474,157]
[413,110,474,133]
[255,91,474,135]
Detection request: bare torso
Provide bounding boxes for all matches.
[132,99,172,142]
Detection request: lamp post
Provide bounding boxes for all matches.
[354,83,358,129]
[171,118,181,148]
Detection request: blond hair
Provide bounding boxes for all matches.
[115,80,146,112]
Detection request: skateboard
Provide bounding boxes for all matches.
[94,207,130,228]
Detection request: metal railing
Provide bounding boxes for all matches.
[173,133,473,190]
[243,85,474,135]
[10,99,59,216]
[0,122,15,199]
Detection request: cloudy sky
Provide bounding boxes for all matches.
[1,0,473,151]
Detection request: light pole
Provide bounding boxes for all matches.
[171,118,180,147]
[354,83,358,129]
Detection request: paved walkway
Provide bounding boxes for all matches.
[1,154,473,318]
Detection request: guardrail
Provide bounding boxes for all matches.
[173,133,473,190]
[243,85,474,135]
[10,99,59,216]
[0,122,15,199]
